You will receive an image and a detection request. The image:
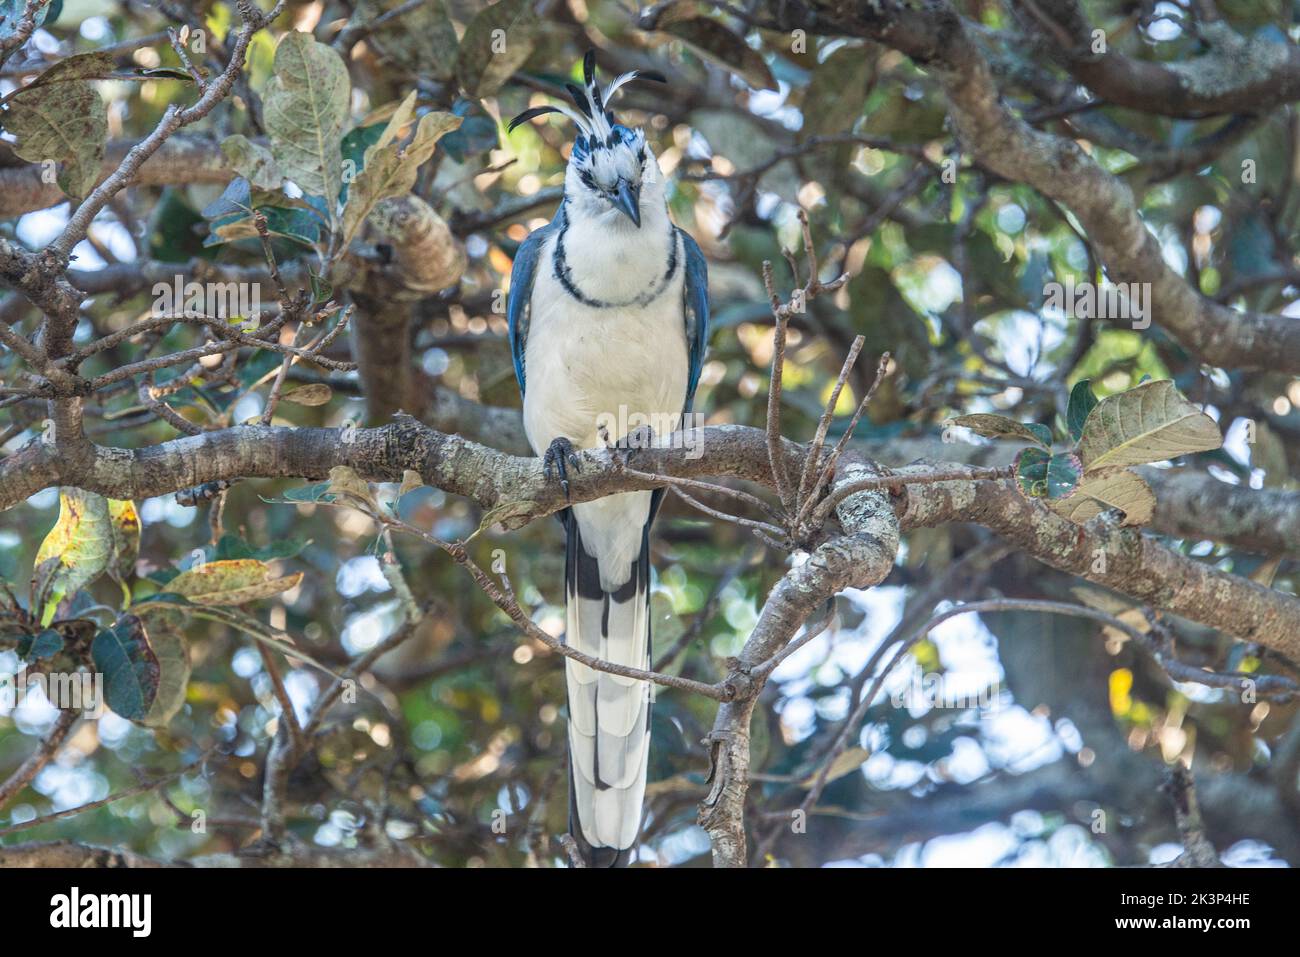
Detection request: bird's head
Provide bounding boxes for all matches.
[508,51,666,229]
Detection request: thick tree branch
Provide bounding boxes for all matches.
[3,419,1297,656]
[1018,0,1300,118]
[797,0,1300,373]
[902,475,1300,661]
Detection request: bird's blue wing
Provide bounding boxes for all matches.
[678,227,710,412]
[507,210,563,396]
[649,228,710,526]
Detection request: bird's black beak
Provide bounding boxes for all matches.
[612,181,641,228]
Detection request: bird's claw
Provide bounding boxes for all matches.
[615,425,656,463]
[544,437,582,500]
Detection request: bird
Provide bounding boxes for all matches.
[505,51,709,867]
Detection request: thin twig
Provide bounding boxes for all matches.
[256,641,305,753]
[0,750,212,838]
[619,462,785,525]
[792,351,892,532]
[798,334,865,504]
[670,485,789,541]
[0,708,79,809]
[761,260,796,513]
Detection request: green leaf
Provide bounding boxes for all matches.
[340,121,387,203]
[950,414,1052,449]
[440,109,498,163]
[455,0,538,99]
[17,628,64,662]
[91,614,160,721]
[133,591,191,608]
[147,188,213,263]
[1015,449,1081,500]
[1049,468,1156,526]
[34,489,113,625]
[202,178,323,247]
[140,629,190,728]
[263,31,350,222]
[658,17,777,91]
[1066,379,1099,443]
[309,271,333,305]
[135,66,193,82]
[210,533,310,562]
[1077,379,1222,472]
[4,77,106,197]
[339,107,460,248]
[269,481,336,504]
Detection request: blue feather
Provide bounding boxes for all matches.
[506,207,565,395]
[678,226,710,411]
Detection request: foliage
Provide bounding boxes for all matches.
[0,0,1295,871]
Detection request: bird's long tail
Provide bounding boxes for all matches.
[563,508,652,868]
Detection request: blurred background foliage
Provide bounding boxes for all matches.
[1,0,1298,867]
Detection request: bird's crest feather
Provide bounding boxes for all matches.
[507,51,667,140]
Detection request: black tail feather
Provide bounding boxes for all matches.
[561,512,652,868]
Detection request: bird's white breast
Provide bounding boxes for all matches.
[521,218,690,588]
[522,227,689,456]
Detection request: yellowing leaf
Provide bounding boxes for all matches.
[455,0,538,98]
[281,383,333,406]
[34,489,113,625]
[22,51,117,89]
[169,559,301,606]
[220,134,282,190]
[339,109,460,248]
[360,0,458,82]
[950,413,1052,448]
[1077,380,1222,472]
[263,32,349,217]
[397,469,425,499]
[471,499,539,537]
[328,465,378,511]
[799,747,871,788]
[107,498,140,582]
[141,629,191,728]
[192,572,303,606]
[5,78,107,197]
[1048,468,1156,526]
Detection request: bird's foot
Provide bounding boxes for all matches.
[615,425,656,463]
[543,436,582,500]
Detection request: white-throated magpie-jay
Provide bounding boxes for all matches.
[505,52,709,867]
